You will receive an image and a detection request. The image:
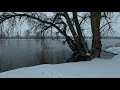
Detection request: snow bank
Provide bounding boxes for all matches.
[105,46,120,54]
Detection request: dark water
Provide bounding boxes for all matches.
[0,39,116,73]
[0,39,73,72]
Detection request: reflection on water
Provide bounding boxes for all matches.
[0,39,116,72]
[0,39,73,72]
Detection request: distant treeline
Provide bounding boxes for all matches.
[0,35,67,39]
[0,35,120,39]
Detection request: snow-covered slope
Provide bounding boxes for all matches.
[0,53,120,78]
[105,46,120,54]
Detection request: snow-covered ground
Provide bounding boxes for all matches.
[105,46,120,54]
[0,46,120,78]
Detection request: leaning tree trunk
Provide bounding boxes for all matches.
[63,12,91,62]
[72,12,90,56]
[63,12,86,56]
[90,12,102,59]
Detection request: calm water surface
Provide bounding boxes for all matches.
[0,39,73,72]
[0,39,117,72]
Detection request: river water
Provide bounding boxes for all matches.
[0,39,117,72]
[0,39,73,72]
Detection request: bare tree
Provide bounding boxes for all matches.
[0,12,91,60]
[0,12,115,61]
[90,12,102,59]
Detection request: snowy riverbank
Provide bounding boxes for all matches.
[0,46,120,78]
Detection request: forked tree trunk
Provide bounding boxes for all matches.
[64,12,91,62]
[72,12,90,55]
[63,12,86,56]
[90,12,102,59]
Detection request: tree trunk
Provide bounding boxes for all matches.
[90,12,102,59]
[63,12,86,56]
[72,12,90,55]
